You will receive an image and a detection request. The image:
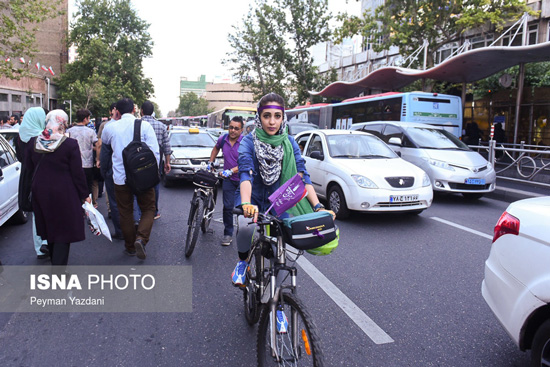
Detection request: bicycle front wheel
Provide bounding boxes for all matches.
[244,244,262,325]
[258,293,324,367]
[201,191,213,233]
[184,198,204,258]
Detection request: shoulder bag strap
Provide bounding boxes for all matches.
[133,119,142,142]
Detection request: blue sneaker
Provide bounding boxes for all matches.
[276,310,288,334]
[232,260,248,286]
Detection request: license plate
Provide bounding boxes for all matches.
[390,194,419,203]
[464,178,485,185]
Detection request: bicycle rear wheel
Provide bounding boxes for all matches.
[185,198,204,258]
[244,244,262,325]
[258,293,324,367]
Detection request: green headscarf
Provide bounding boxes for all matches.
[254,127,313,216]
[19,107,46,143]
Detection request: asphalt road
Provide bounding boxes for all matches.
[0,183,534,366]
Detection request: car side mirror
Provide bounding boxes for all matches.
[388,137,402,146]
[310,151,324,160]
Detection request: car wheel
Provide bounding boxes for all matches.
[462,193,484,200]
[161,172,173,188]
[531,319,550,367]
[9,209,28,225]
[328,185,350,219]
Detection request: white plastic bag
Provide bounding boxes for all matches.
[82,200,112,241]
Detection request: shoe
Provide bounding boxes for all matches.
[231,260,247,286]
[221,235,232,246]
[123,249,136,256]
[154,213,161,220]
[276,310,288,334]
[37,253,49,260]
[112,233,124,241]
[39,244,49,255]
[134,238,147,260]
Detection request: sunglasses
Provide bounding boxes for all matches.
[228,126,241,131]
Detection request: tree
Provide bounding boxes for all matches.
[56,0,154,118]
[334,0,535,72]
[176,93,212,116]
[0,0,63,79]
[225,0,333,105]
[150,101,162,118]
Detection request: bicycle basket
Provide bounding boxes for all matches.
[282,211,337,251]
[193,170,217,187]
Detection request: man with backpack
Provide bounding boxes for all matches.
[207,116,244,246]
[101,98,160,260]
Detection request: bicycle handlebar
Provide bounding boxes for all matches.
[232,206,282,226]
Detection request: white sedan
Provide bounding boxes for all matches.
[295,130,433,219]
[482,196,550,366]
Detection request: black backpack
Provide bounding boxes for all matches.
[122,119,159,194]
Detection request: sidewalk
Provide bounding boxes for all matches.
[486,177,549,203]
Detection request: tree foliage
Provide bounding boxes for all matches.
[225,0,335,106]
[56,0,154,118]
[176,93,212,116]
[334,0,535,70]
[0,0,63,79]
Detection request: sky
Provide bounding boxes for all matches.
[68,1,362,117]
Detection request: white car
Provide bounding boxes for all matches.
[482,197,550,366]
[351,121,496,199]
[295,130,433,219]
[0,134,28,226]
[162,128,222,187]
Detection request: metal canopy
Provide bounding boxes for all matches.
[311,42,550,99]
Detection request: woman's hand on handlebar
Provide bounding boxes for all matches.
[242,204,259,222]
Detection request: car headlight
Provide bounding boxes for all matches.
[171,157,190,165]
[351,175,378,189]
[422,173,431,187]
[429,159,455,171]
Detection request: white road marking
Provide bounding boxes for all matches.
[295,256,394,345]
[430,216,493,240]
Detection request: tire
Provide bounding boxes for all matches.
[9,209,28,225]
[258,293,324,367]
[244,245,262,325]
[328,185,350,219]
[184,198,203,258]
[531,319,550,367]
[161,172,173,188]
[201,191,214,233]
[462,193,484,200]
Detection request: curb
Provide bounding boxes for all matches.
[486,186,545,203]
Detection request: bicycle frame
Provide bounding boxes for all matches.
[190,183,216,225]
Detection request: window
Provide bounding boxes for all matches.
[0,138,15,168]
[11,95,21,103]
[0,94,8,102]
[502,24,538,46]
[306,134,323,157]
[26,96,33,104]
[381,125,404,144]
[296,134,311,155]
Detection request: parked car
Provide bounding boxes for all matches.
[294,129,433,219]
[482,196,550,366]
[350,121,496,199]
[162,128,222,187]
[287,122,319,136]
[0,134,28,226]
[243,121,255,135]
[205,127,225,138]
[0,128,19,150]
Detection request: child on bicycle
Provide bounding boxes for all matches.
[232,92,333,286]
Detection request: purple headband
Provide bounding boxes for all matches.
[258,104,284,113]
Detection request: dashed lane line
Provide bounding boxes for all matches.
[295,256,395,345]
[430,217,493,240]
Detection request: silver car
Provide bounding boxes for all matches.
[162,128,222,187]
[351,121,496,199]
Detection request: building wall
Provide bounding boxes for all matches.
[0,0,68,115]
[205,83,255,111]
[180,75,207,97]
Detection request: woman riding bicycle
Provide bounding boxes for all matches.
[232,92,333,285]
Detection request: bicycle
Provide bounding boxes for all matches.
[234,207,324,367]
[184,168,219,258]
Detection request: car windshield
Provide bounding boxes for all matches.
[170,133,215,148]
[326,134,398,159]
[288,124,318,135]
[0,132,17,149]
[405,127,470,150]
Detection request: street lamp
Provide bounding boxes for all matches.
[63,100,72,125]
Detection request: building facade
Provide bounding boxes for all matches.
[0,0,68,117]
[205,83,255,112]
[180,75,207,98]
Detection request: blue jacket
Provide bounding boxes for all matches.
[237,134,312,215]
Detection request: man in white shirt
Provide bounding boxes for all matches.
[101,98,160,260]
